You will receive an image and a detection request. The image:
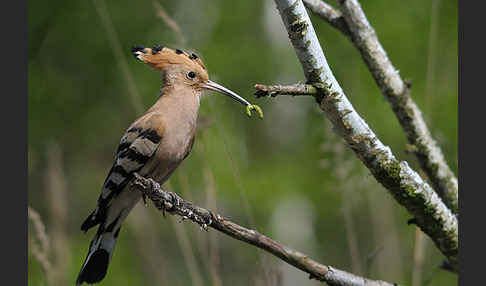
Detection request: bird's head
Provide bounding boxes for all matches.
[131,45,251,107]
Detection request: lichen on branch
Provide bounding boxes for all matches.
[303,0,458,213]
[272,0,458,270]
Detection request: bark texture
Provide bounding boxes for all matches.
[303,0,458,213]
[272,0,458,269]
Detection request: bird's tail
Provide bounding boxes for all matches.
[76,224,120,285]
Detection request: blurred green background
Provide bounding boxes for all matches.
[28,0,457,285]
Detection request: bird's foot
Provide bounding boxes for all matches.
[167,191,183,208]
[158,190,184,217]
[132,173,162,209]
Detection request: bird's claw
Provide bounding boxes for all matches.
[245,104,264,119]
[160,191,183,217]
[168,191,183,207]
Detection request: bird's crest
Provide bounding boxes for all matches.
[130,44,263,118]
[131,45,207,76]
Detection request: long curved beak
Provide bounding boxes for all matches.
[202,80,251,106]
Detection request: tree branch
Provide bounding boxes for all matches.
[270,0,457,270]
[254,83,316,97]
[131,173,397,286]
[302,0,351,37]
[303,0,458,213]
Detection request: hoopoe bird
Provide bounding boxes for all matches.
[76,45,259,285]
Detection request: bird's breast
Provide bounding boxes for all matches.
[163,127,195,160]
[140,89,200,183]
[142,120,196,183]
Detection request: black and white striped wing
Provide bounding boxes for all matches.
[81,128,162,232]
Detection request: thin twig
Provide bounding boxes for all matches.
[176,170,208,261]
[304,0,458,213]
[254,83,316,97]
[153,0,187,45]
[92,0,144,115]
[271,0,457,270]
[28,206,53,284]
[412,228,426,286]
[365,245,383,276]
[170,217,205,286]
[365,190,404,280]
[424,0,442,114]
[342,194,363,275]
[320,122,364,275]
[207,97,274,284]
[202,153,223,286]
[165,182,205,286]
[303,0,351,37]
[131,173,397,286]
[126,207,169,285]
[45,142,70,286]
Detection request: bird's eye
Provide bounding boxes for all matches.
[187,71,196,79]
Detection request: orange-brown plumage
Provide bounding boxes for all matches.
[135,46,209,83]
